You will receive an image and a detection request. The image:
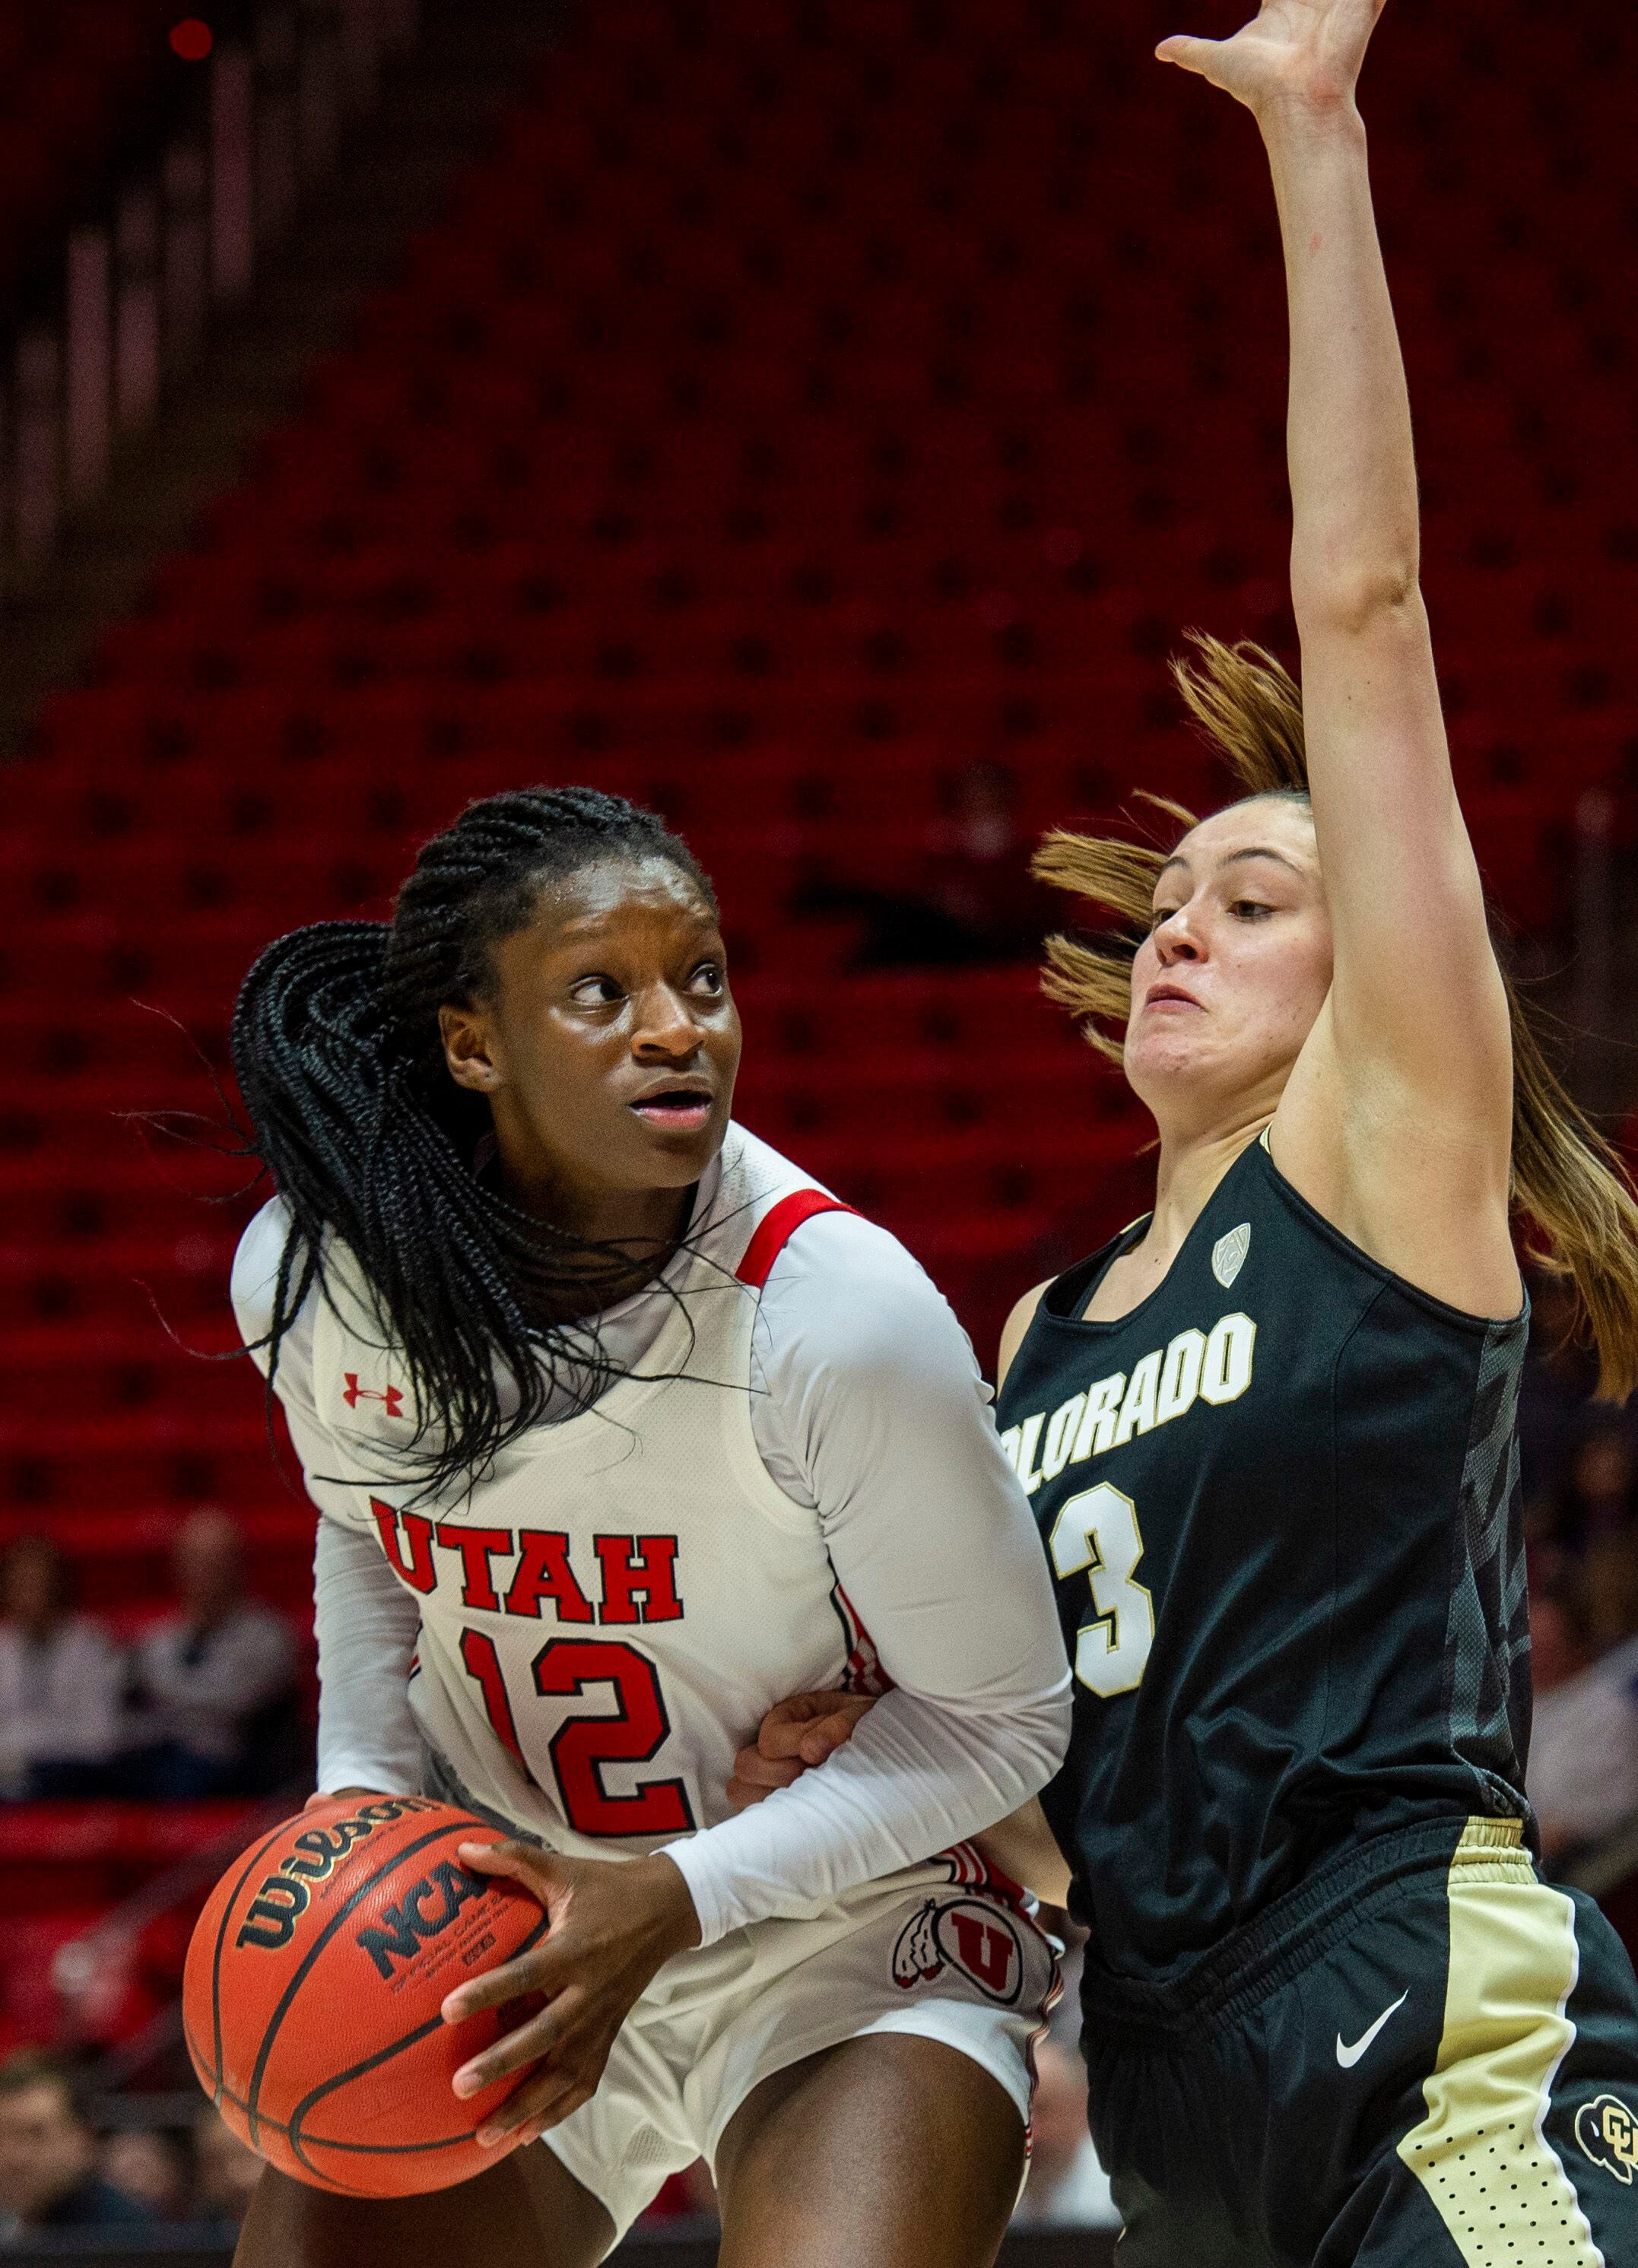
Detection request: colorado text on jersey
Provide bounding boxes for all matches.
[999,1311,1256,1494]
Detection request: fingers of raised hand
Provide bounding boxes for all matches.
[1158,0,1383,105]
[1156,33,1214,72]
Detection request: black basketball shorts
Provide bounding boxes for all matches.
[1083,1816,1638,2266]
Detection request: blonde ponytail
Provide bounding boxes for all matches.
[1036,633,1638,1400]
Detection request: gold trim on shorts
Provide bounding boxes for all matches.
[1396,1816,1602,2265]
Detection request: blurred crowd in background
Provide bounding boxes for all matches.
[0,2036,1116,2244]
[0,2051,259,2244]
[0,1511,300,1807]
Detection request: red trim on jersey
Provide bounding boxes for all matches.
[835,1581,895,1698]
[735,1188,857,1291]
[950,1838,1033,1918]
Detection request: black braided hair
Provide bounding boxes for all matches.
[231,787,719,1496]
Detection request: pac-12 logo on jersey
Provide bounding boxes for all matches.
[892,1897,1026,2005]
[1212,1223,1251,1289]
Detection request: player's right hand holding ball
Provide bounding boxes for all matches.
[438,1839,701,2146]
[307,1786,703,2146]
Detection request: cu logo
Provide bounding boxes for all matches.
[1575,2095,1638,2185]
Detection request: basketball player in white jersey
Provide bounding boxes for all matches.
[225,787,1071,2268]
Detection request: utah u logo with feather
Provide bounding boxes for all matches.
[892,1897,1025,2006]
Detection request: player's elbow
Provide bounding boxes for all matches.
[933,1676,1069,1816]
[1290,558,1423,641]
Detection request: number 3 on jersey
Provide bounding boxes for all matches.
[1049,1483,1154,1698]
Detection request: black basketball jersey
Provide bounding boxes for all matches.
[998,1131,1533,1986]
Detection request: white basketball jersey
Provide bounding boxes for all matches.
[307,1128,884,1863]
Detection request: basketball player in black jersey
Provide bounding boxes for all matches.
[738,2,1638,2260]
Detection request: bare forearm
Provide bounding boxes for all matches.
[974,1797,1073,1908]
[1262,100,1419,628]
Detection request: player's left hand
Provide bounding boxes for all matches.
[725,1689,877,1810]
[1157,0,1387,122]
[440,1843,700,2146]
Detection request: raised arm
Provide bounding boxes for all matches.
[1160,2,1519,1315]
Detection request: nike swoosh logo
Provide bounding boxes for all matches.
[1335,1990,1408,2070]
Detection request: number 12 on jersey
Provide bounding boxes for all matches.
[1048,1483,1154,1698]
[459,1629,694,1836]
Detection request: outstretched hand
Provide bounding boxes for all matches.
[1157,0,1387,120]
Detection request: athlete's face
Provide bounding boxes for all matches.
[1125,798,1332,1131]
[438,855,741,1237]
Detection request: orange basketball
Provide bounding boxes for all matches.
[184,1795,548,2196]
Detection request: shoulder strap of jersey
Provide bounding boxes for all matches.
[735,1189,858,1290]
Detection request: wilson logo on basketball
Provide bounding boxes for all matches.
[891,1896,1025,2006]
[356,1859,487,1980]
[234,1797,439,1952]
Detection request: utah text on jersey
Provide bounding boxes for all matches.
[999,1311,1257,1495]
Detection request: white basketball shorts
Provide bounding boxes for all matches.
[538,1857,1062,2243]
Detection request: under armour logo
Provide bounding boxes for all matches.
[343,1373,404,1417]
[1212,1223,1251,1289]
